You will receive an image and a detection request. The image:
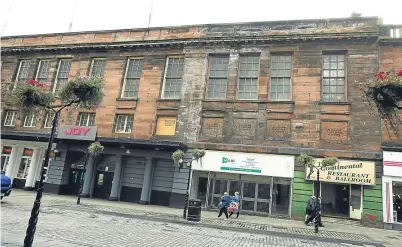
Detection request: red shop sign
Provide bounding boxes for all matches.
[2,146,12,154]
[64,127,91,136]
[23,148,34,156]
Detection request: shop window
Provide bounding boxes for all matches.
[155,116,177,136]
[3,111,17,126]
[16,157,31,179]
[271,177,291,216]
[393,182,402,223]
[1,155,10,172]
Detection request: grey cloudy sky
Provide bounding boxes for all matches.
[1,0,401,37]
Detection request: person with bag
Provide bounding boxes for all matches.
[217,192,231,219]
[229,192,240,218]
[305,196,316,225]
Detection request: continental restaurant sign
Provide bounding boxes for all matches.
[305,159,376,186]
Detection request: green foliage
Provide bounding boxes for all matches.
[88,141,104,157]
[172,150,184,166]
[296,153,315,167]
[9,81,55,114]
[191,149,206,160]
[321,156,338,167]
[58,76,104,110]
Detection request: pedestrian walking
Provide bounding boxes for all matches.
[304,196,316,225]
[229,192,240,218]
[305,196,324,227]
[217,192,230,219]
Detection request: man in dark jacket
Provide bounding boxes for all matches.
[305,196,324,227]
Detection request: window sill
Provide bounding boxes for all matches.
[267,100,295,104]
[157,98,181,102]
[116,98,138,102]
[319,101,351,105]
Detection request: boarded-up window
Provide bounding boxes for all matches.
[270,55,291,100]
[155,116,177,136]
[122,58,143,98]
[207,56,229,99]
[238,55,259,100]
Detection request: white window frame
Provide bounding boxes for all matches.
[78,112,96,126]
[44,112,55,128]
[3,111,17,127]
[89,58,106,79]
[14,60,32,88]
[161,56,184,99]
[114,115,133,133]
[23,112,36,127]
[269,55,292,101]
[53,59,72,94]
[35,59,51,84]
[121,57,144,98]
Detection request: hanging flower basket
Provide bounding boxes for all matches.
[362,69,402,117]
[191,149,206,161]
[58,76,104,109]
[320,156,338,167]
[296,153,315,167]
[88,141,104,157]
[9,80,55,113]
[172,150,184,167]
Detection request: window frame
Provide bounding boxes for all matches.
[23,112,36,128]
[321,53,348,102]
[89,58,107,79]
[206,55,230,99]
[161,56,185,99]
[53,59,72,94]
[14,60,33,87]
[114,114,134,133]
[237,54,261,100]
[43,112,55,129]
[269,54,293,101]
[121,57,144,98]
[77,112,96,127]
[3,111,17,127]
[35,59,51,84]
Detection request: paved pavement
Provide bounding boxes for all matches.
[1,190,401,247]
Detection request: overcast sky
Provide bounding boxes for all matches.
[1,0,401,37]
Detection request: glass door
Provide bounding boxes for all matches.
[16,158,31,179]
[256,183,271,214]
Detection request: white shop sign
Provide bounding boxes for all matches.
[383,151,402,177]
[192,150,294,178]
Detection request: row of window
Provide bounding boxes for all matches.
[2,111,177,135]
[15,54,346,102]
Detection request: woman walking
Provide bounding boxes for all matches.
[229,192,240,218]
[217,192,231,219]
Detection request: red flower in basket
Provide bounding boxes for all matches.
[28,80,37,86]
[374,72,387,80]
[396,69,402,77]
[37,83,44,88]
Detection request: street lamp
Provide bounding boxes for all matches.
[181,158,193,219]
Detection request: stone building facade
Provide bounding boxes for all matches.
[1,17,401,228]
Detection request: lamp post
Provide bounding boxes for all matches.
[314,168,321,233]
[180,158,196,220]
[76,151,89,205]
[23,110,60,247]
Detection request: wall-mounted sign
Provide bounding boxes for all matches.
[23,148,34,156]
[57,125,97,141]
[192,150,294,178]
[305,159,376,186]
[383,151,402,177]
[2,146,12,154]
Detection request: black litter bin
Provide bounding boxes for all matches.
[187,199,202,222]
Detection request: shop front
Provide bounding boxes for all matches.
[190,150,294,217]
[1,132,55,190]
[382,151,402,230]
[304,159,376,220]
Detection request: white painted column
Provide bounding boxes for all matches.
[5,146,21,181]
[24,148,41,190]
[109,155,123,201]
[32,149,44,186]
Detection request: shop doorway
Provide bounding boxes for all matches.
[321,183,350,217]
[93,171,113,199]
[67,168,85,195]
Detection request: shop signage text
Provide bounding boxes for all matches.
[192,150,294,178]
[57,125,97,141]
[23,148,34,156]
[2,146,12,154]
[305,159,376,186]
